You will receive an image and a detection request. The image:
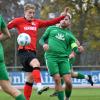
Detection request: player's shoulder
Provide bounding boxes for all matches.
[9,17,25,24]
[33,18,42,22]
[47,25,58,30]
[12,17,24,21]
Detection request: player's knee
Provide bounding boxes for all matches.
[1,81,21,97]
[30,59,40,67]
[64,77,72,85]
[12,89,21,97]
[33,62,40,68]
[54,75,61,84]
[65,79,72,89]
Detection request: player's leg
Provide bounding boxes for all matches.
[71,71,93,86]
[18,50,35,100]
[50,78,64,97]
[53,74,64,100]
[0,80,26,100]
[18,50,49,99]
[70,58,93,86]
[63,74,72,100]
[59,58,72,100]
[0,46,25,100]
[0,63,25,100]
[46,57,64,100]
[30,58,49,94]
[24,72,34,100]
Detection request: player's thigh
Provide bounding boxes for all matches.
[0,64,9,80]
[0,44,4,62]
[30,58,40,68]
[0,45,9,80]
[45,58,59,76]
[59,59,71,76]
[18,50,40,68]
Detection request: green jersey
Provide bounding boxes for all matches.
[39,25,78,57]
[0,15,6,32]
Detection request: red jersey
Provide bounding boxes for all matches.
[8,16,65,51]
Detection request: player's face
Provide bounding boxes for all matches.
[24,9,35,21]
[60,16,71,28]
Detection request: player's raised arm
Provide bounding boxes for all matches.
[38,7,69,28]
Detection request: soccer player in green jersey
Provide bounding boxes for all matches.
[39,15,82,100]
[0,15,26,100]
[49,15,93,97]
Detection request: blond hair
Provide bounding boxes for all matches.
[24,4,36,11]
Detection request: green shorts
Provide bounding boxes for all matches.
[45,55,71,76]
[0,43,9,80]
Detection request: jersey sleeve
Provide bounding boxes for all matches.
[7,18,18,29]
[0,16,6,30]
[38,16,65,28]
[39,27,51,46]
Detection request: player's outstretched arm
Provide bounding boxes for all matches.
[38,7,69,28]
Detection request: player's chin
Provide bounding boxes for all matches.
[66,24,70,28]
[28,17,33,21]
[62,23,70,27]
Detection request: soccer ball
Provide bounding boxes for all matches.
[17,33,31,46]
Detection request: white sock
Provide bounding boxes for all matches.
[84,75,89,80]
[66,97,70,100]
[36,83,43,91]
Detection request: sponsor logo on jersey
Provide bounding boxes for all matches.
[55,33,65,40]
[24,26,37,31]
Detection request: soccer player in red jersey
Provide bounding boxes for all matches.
[7,3,68,100]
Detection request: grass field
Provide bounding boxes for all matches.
[0,88,100,100]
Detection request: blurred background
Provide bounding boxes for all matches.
[0,0,100,70]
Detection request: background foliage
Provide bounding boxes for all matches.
[0,0,100,66]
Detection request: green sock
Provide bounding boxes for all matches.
[57,91,64,100]
[65,89,72,98]
[61,79,64,85]
[16,94,26,100]
[77,73,85,79]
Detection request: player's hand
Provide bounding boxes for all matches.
[69,51,76,59]
[78,46,84,52]
[60,7,69,16]
[43,44,49,51]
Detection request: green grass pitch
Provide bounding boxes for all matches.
[0,88,100,100]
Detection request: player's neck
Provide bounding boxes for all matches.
[24,16,33,22]
[60,25,66,29]
[56,24,64,29]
